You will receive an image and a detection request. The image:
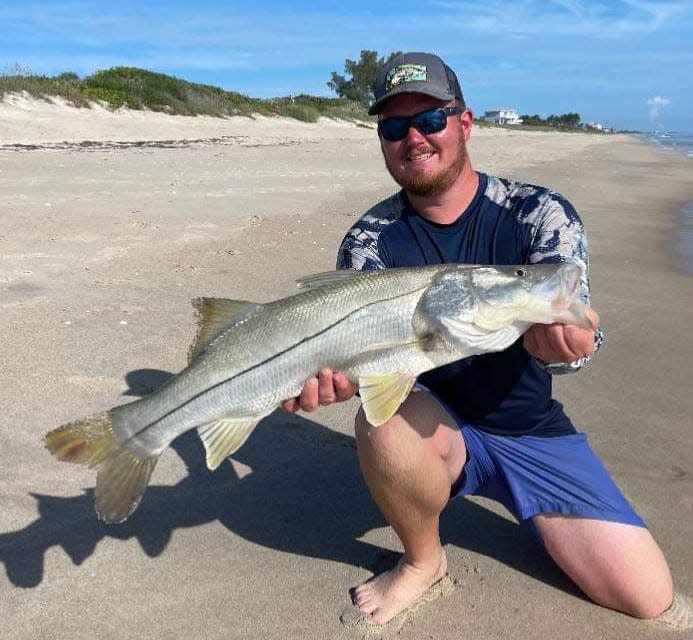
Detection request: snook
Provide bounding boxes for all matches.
[45,262,590,523]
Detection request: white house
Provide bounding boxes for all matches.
[482,108,523,125]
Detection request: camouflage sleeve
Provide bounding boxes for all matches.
[527,192,604,375]
[335,196,402,271]
[336,223,388,271]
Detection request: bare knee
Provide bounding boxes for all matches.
[355,407,398,456]
[354,406,419,479]
[535,515,673,618]
[354,392,466,487]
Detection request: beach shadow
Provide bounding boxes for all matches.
[1,368,578,600]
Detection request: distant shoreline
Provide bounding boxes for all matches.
[638,130,693,159]
[635,131,693,275]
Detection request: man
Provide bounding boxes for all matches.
[282,52,674,625]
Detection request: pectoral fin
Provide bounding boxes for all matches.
[358,374,417,427]
[197,418,259,470]
[440,317,524,354]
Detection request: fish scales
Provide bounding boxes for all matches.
[112,267,437,450]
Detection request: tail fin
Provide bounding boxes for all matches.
[44,411,158,524]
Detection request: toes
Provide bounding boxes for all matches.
[353,585,376,612]
[349,556,449,625]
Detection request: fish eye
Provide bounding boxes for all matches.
[514,267,526,277]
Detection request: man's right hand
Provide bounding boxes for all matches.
[281,368,358,413]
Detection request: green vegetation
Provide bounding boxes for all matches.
[325,51,611,133]
[1,60,612,133]
[0,65,371,123]
[520,112,582,129]
[328,49,401,108]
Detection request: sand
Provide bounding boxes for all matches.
[0,95,691,640]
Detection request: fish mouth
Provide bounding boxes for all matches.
[532,263,592,328]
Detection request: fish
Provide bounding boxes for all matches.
[44,262,590,523]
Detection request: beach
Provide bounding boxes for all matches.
[1,97,691,640]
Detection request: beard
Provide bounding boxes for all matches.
[384,140,467,197]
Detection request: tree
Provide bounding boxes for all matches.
[546,112,581,128]
[520,114,544,126]
[328,50,401,109]
[520,112,582,129]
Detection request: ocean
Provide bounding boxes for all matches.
[640,130,693,159]
[639,131,693,275]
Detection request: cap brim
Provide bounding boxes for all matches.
[368,84,456,115]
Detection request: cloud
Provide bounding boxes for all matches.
[647,95,670,120]
[433,0,693,39]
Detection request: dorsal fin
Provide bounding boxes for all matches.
[188,297,263,362]
[295,269,363,290]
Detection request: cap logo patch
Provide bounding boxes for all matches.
[385,64,428,91]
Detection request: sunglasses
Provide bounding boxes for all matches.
[378,106,462,142]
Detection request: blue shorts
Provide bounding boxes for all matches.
[454,425,645,527]
[431,401,647,527]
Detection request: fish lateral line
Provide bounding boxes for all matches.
[122,282,434,439]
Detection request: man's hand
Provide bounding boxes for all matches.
[523,306,600,364]
[281,368,358,413]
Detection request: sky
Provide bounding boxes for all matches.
[1,0,692,133]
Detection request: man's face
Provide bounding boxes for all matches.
[378,93,472,198]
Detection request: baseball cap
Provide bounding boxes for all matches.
[369,52,465,116]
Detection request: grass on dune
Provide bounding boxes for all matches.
[0,65,371,124]
[0,64,609,133]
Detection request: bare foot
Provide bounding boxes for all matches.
[353,550,448,625]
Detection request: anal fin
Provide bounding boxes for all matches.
[197,418,259,470]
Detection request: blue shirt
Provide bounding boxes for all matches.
[336,172,596,436]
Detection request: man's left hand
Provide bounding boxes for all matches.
[523,306,600,364]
